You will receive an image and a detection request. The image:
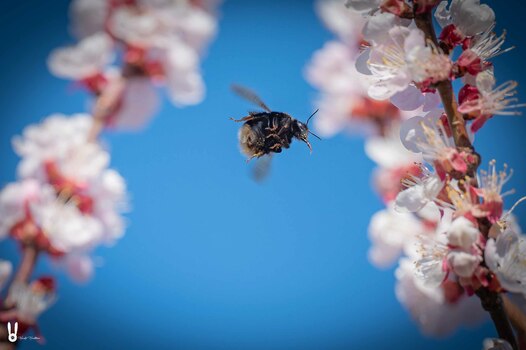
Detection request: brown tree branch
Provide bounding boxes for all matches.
[503,295,526,350]
[414,8,519,350]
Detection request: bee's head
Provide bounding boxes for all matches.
[292,109,320,153]
[292,121,312,152]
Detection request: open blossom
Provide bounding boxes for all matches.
[474,161,514,224]
[485,228,526,295]
[414,212,484,287]
[396,166,444,213]
[400,109,477,179]
[368,204,424,268]
[396,257,486,336]
[456,26,511,78]
[361,25,451,101]
[435,0,495,38]
[458,71,525,132]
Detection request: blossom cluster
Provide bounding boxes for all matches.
[48,0,220,130]
[0,0,220,342]
[307,0,526,342]
[0,114,128,337]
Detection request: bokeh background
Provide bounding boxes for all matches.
[1,0,525,349]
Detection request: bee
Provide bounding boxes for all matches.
[230,84,320,164]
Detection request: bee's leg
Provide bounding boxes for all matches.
[277,120,291,136]
[265,133,281,140]
[265,116,279,132]
[230,116,255,122]
[269,143,283,151]
[246,152,263,163]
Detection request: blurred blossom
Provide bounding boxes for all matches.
[50,0,220,130]
[0,261,12,291]
[485,228,526,295]
[367,204,423,268]
[1,277,56,340]
[396,257,486,336]
[1,114,128,281]
[317,0,366,44]
[48,33,115,81]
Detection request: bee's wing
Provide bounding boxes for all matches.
[251,154,272,182]
[231,84,272,113]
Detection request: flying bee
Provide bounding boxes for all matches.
[230,84,320,164]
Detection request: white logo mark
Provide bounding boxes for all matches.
[7,321,18,343]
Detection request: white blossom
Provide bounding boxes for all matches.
[48,33,114,80]
[368,205,423,268]
[13,114,108,183]
[447,217,480,250]
[11,114,128,247]
[485,228,526,295]
[365,26,450,100]
[395,168,444,213]
[31,190,103,253]
[0,180,41,239]
[7,280,56,324]
[318,0,366,43]
[396,257,486,336]
[447,250,481,277]
[435,0,495,37]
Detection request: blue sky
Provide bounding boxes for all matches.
[0,1,525,349]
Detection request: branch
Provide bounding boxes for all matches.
[503,295,526,350]
[476,288,519,350]
[414,11,472,149]
[414,8,518,350]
